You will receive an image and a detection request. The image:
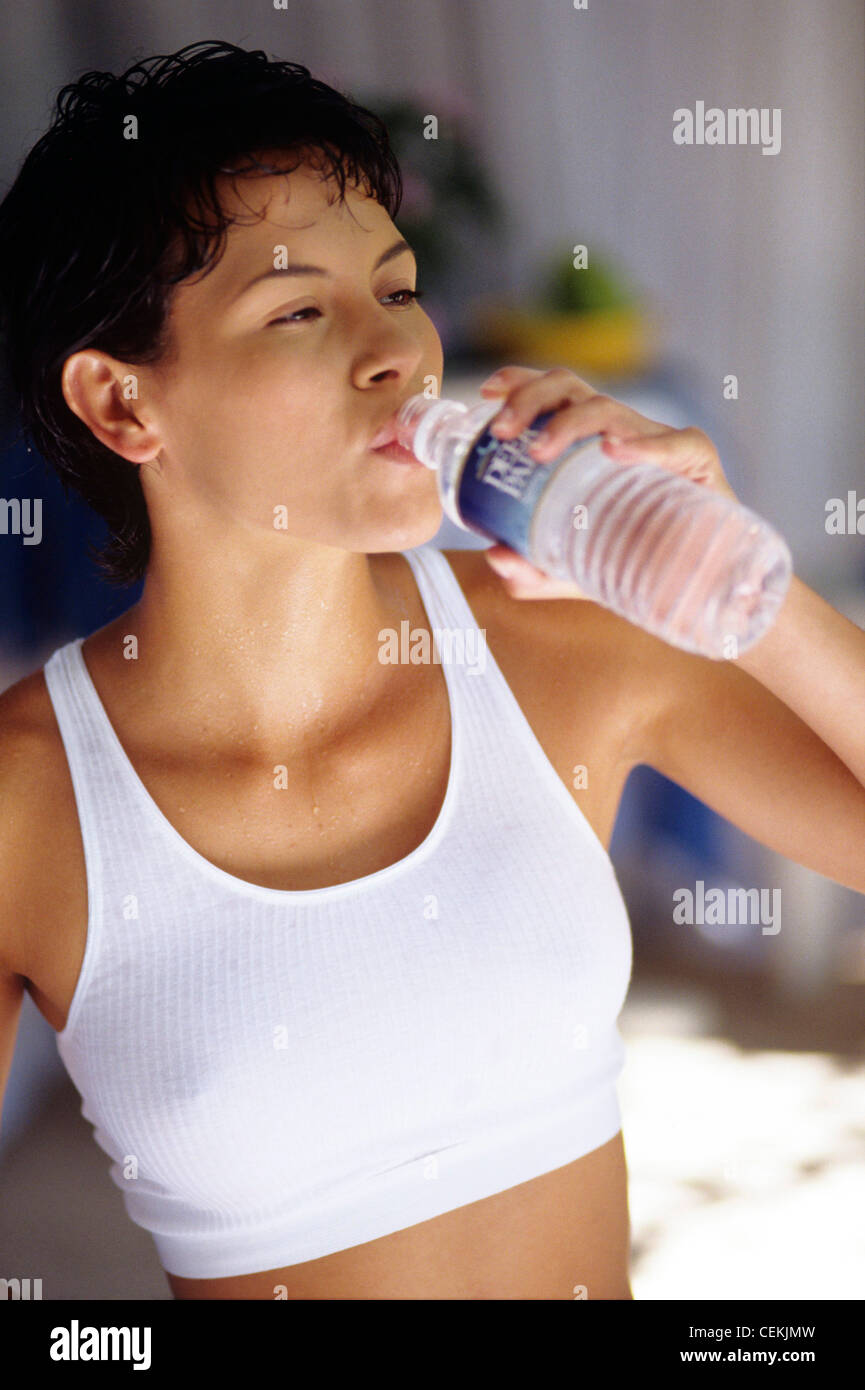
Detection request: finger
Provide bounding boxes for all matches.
[479,365,545,394]
[602,428,736,497]
[495,570,589,600]
[484,543,524,572]
[485,547,551,586]
[489,368,598,438]
[525,395,665,460]
[480,371,679,454]
[605,425,713,463]
[602,426,714,471]
[485,546,587,599]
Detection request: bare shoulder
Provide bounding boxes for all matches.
[440,545,668,767]
[0,666,84,978]
[441,544,620,645]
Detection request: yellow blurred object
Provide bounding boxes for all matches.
[473,302,657,377]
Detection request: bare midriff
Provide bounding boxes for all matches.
[165,1131,632,1300]
[18,548,642,1300]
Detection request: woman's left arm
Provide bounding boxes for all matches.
[479,366,865,895]
[732,573,865,792]
[627,575,865,899]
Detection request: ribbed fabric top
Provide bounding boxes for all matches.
[42,543,633,1279]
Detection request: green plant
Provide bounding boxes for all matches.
[538,242,638,313]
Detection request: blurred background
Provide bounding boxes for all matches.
[1,0,864,1299]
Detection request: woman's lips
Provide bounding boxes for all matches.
[368,440,425,466]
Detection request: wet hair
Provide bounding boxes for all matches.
[0,40,403,585]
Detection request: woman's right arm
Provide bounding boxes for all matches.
[0,750,27,1131]
[0,679,50,1130]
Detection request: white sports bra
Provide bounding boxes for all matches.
[42,542,633,1279]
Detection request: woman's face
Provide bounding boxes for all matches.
[138,158,446,555]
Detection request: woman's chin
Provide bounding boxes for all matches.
[366,501,444,552]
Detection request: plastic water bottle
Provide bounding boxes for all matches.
[395,393,792,660]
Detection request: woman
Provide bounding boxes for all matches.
[2,41,865,1302]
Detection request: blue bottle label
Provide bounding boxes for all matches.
[456,410,560,554]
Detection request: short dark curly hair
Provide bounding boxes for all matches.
[0,40,403,586]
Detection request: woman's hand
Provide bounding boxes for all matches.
[477,365,737,600]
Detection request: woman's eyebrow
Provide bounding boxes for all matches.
[231,238,415,301]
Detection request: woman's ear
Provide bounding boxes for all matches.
[61,349,164,464]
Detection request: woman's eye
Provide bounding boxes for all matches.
[268,288,424,326]
[269,306,321,325]
[384,288,425,307]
